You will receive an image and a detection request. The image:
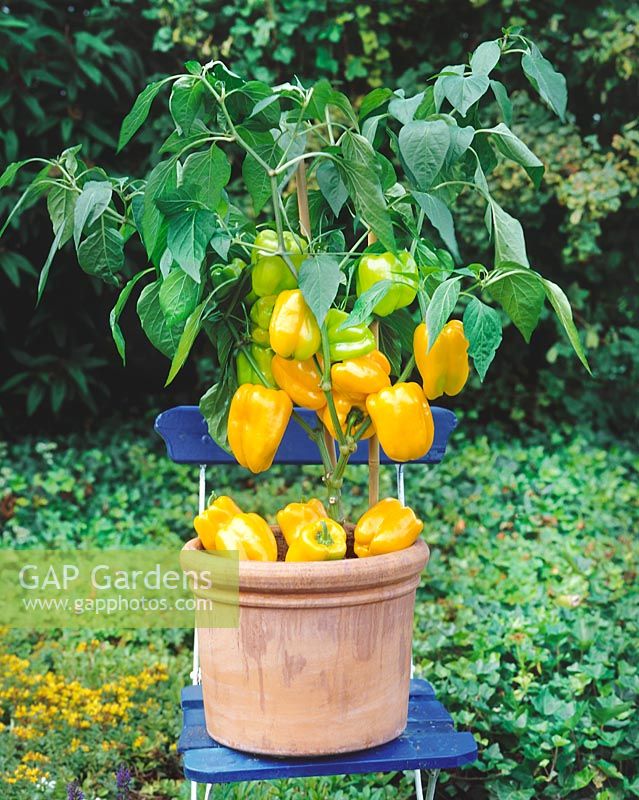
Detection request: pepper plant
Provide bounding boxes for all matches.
[0,28,589,520]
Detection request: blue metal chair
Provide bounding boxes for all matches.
[155,405,477,800]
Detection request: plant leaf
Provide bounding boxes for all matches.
[141,158,178,266]
[316,160,348,217]
[463,297,502,380]
[169,76,204,135]
[542,278,591,372]
[165,298,208,385]
[109,268,153,363]
[158,269,201,325]
[425,277,462,348]
[167,209,216,282]
[470,40,501,75]
[77,221,124,285]
[487,200,529,267]
[298,255,342,327]
[487,265,544,342]
[182,144,231,209]
[442,73,490,115]
[521,45,567,122]
[200,376,235,453]
[413,191,461,263]
[398,120,450,190]
[36,227,64,305]
[136,280,186,358]
[47,185,76,247]
[340,280,395,329]
[486,123,544,189]
[118,79,164,152]
[73,180,113,248]
[490,80,513,127]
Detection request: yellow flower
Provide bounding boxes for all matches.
[133,735,146,749]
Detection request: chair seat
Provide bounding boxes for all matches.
[179,679,477,784]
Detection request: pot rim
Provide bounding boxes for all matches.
[183,535,429,594]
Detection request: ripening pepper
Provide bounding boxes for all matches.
[215,512,278,561]
[251,230,307,297]
[354,498,423,558]
[250,324,271,347]
[365,382,434,461]
[269,289,321,361]
[276,498,328,546]
[250,295,277,329]
[285,518,347,562]
[210,258,245,291]
[227,384,292,473]
[324,308,375,362]
[414,320,469,400]
[271,355,326,410]
[330,350,391,401]
[319,392,375,440]
[356,250,418,316]
[236,344,275,386]
[193,495,242,551]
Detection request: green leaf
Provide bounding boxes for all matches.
[542,278,591,372]
[158,269,201,325]
[47,185,76,247]
[486,123,544,189]
[36,227,64,305]
[470,40,501,75]
[463,297,502,380]
[413,191,461,263]
[442,73,490,115]
[521,45,567,122]
[77,221,124,285]
[307,79,356,123]
[167,209,216,282]
[238,127,282,213]
[425,277,461,348]
[490,80,513,127]
[200,377,235,453]
[182,145,231,209]
[487,200,529,267]
[169,76,205,135]
[316,160,348,217]
[73,180,113,248]
[487,265,544,342]
[298,255,342,327]
[339,132,396,250]
[136,280,186,358]
[358,87,392,120]
[165,298,208,386]
[444,122,475,170]
[388,90,425,125]
[118,80,164,152]
[155,186,205,216]
[0,159,26,189]
[398,120,450,190]
[141,158,178,266]
[340,280,394,329]
[185,60,202,76]
[109,268,153,363]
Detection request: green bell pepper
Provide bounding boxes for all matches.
[356,250,418,317]
[211,258,245,291]
[325,309,376,362]
[236,344,275,386]
[250,229,307,297]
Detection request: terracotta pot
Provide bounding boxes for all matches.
[182,529,429,756]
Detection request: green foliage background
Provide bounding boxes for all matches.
[1,0,637,433]
[1,422,637,797]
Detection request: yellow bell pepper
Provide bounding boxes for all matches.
[269,289,321,361]
[215,512,278,561]
[330,350,391,401]
[193,495,242,551]
[285,518,347,562]
[365,382,434,461]
[413,320,469,400]
[354,498,423,557]
[319,392,375,440]
[276,498,329,546]
[271,355,326,410]
[227,384,292,473]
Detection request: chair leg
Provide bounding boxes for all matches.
[425,769,440,800]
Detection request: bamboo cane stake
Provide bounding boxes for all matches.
[296,162,337,468]
[367,231,380,507]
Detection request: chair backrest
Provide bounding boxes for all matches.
[155,405,457,466]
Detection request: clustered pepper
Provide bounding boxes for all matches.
[330,350,390,400]
[276,498,328,545]
[354,498,423,558]
[269,289,321,361]
[251,230,307,297]
[271,355,326,410]
[366,382,434,462]
[227,384,292,473]
[324,308,375,361]
[414,320,469,400]
[250,295,277,347]
[285,518,347,562]
[210,258,245,293]
[356,250,418,316]
[236,344,275,386]
[215,512,278,561]
[193,495,242,551]
[319,392,374,440]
